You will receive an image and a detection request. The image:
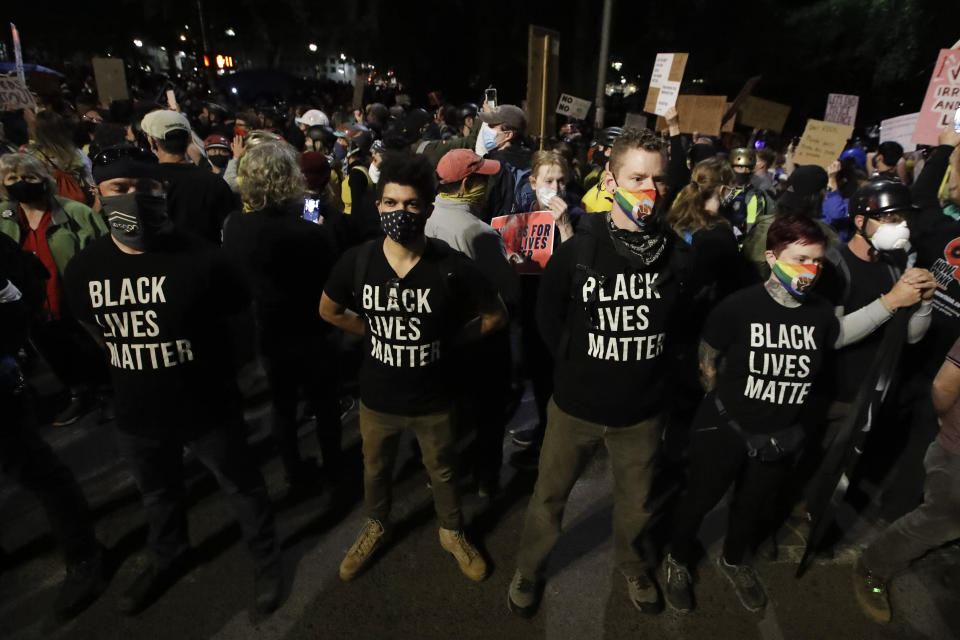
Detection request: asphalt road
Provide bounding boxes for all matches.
[1,377,958,640]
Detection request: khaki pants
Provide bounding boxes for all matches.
[516,398,660,580]
[359,403,462,530]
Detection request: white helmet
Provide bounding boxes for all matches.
[296,109,330,127]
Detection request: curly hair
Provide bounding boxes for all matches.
[0,153,58,204]
[608,127,665,178]
[237,140,305,212]
[668,157,734,234]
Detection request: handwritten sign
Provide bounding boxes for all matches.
[491,211,556,274]
[656,95,727,135]
[643,53,688,116]
[880,112,919,152]
[0,73,36,111]
[738,96,791,133]
[793,119,854,169]
[555,93,591,120]
[92,57,128,105]
[912,49,960,146]
[824,93,859,126]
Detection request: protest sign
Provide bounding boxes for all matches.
[722,75,761,126]
[793,119,854,168]
[643,52,688,116]
[491,211,555,274]
[0,73,36,111]
[92,57,128,105]
[722,102,736,132]
[555,93,591,120]
[655,95,727,135]
[912,49,960,146]
[738,96,791,133]
[824,93,859,126]
[880,113,919,152]
[624,112,649,130]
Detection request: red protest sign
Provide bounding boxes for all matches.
[491,211,555,274]
[912,48,960,146]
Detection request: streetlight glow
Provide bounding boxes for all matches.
[225,28,236,37]
[308,43,318,52]
[179,34,187,41]
[133,39,143,48]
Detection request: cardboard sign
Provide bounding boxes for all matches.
[0,73,36,110]
[491,211,556,274]
[723,75,761,125]
[824,93,859,126]
[738,96,791,133]
[92,57,128,105]
[721,102,735,133]
[624,112,649,131]
[655,95,727,135]
[912,49,960,146]
[792,119,854,168]
[555,93,591,120]
[880,112,920,152]
[643,52,688,116]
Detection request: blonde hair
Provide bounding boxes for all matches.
[668,157,734,234]
[238,140,306,211]
[529,150,569,183]
[0,153,58,204]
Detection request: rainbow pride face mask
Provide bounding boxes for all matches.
[772,260,819,299]
[613,188,657,228]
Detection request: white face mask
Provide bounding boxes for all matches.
[368,162,380,184]
[870,220,910,251]
[475,122,491,158]
[536,186,557,206]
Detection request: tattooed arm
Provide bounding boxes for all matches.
[698,339,721,392]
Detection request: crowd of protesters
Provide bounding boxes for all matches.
[1,70,959,629]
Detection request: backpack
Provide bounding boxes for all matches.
[508,166,533,213]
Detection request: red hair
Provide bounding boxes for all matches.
[766,213,827,254]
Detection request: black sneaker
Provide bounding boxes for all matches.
[118,555,190,615]
[53,393,91,427]
[54,546,105,619]
[716,556,767,613]
[509,446,541,472]
[511,428,539,448]
[662,554,694,613]
[507,569,541,618]
[625,570,663,614]
[254,559,282,614]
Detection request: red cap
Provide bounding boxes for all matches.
[300,151,331,192]
[436,149,500,184]
[204,134,231,150]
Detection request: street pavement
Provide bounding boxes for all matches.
[1,372,958,640]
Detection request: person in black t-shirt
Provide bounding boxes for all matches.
[140,110,238,245]
[509,128,692,619]
[223,140,343,491]
[320,153,507,584]
[63,149,281,616]
[661,213,914,615]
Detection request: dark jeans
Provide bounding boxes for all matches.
[114,424,277,570]
[0,388,99,564]
[516,398,661,579]
[30,317,107,393]
[671,395,795,566]
[262,335,342,479]
[520,275,553,442]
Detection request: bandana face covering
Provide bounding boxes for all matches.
[772,260,819,299]
[380,208,425,245]
[613,187,657,228]
[605,212,666,266]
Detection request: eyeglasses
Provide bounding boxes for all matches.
[93,146,157,168]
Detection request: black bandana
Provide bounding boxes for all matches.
[605,212,666,266]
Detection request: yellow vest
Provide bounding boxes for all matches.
[341,165,372,214]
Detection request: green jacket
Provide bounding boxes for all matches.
[742,213,840,281]
[0,195,107,275]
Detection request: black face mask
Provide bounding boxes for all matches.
[101,190,173,251]
[6,180,46,203]
[209,155,230,169]
[733,171,752,187]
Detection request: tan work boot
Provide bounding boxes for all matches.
[339,519,386,581]
[439,528,488,582]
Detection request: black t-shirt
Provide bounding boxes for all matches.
[816,245,900,400]
[221,203,338,344]
[703,283,839,434]
[155,162,239,245]
[323,238,498,416]
[63,234,250,434]
[536,215,689,426]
